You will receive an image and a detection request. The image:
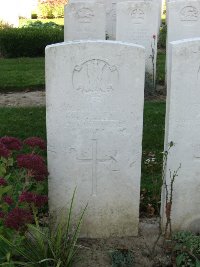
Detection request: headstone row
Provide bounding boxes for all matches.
[46,0,200,238]
[65,0,161,86]
[68,0,162,40]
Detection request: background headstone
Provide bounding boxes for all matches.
[46,40,145,238]
[167,0,200,42]
[161,38,200,233]
[64,2,105,41]
[116,1,158,84]
[69,0,161,39]
[166,0,200,82]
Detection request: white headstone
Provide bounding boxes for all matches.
[69,0,161,39]
[116,1,158,83]
[134,0,162,33]
[166,0,200,84]
[46,40,145,238]
[0,0,19,27]
[162,38,200,233]
[64,2,105,41]
[167,0,200,43]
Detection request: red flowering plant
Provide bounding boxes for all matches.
[0,136,48,234]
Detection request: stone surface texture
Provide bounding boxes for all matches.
[69,0,161,39]
[166,0,200,78]
[116,1,158,78]
[64,2,105,41]
[46,40,145,238]
[162,38,200,233]
[167,0,200,43]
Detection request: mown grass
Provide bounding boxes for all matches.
[0,58,45,92]
[156,51,166,85]
[141,101,166,214]
[0,52,166,92]
[0,102,166,214]
[0,107,46,140]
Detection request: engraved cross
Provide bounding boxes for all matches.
[76,139,116,196]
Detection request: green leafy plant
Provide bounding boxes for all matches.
[110,249,134,267]
[0,189,87,267]
[22,21,63,30]
[0,136,86,266]
[172,231,200,267]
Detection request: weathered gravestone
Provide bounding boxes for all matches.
[46,40,145,238]
[69,0,161,39]
[166,0,200,82]
[116,1,158,85]
[130,0,162,34]
[167,0,200,41]
[68,0,135,40]
[161,38,200,233]
[64,1,105,41]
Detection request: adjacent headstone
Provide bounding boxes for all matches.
[46,40,145,238]
[116,1,158,84]
[0,0,19,27]
[161,38,200,233]
[165,0,200,84]
[64,2,105,41]
[167,0,200,42]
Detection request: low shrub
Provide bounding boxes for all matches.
[22,20,63,30]
[0,27,64,57]
[173,231,200,267]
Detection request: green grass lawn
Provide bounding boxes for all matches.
[157,51,166,85]
[0,101,166,214]
[0,58,45,92]
[0,53,166,92]
[0,107,46,139]
[141,101,166,214]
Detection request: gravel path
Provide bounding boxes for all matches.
[0,91,46,107]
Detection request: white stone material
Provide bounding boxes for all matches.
[132,0,162,33]
[0,0,19,27]
[167,0,200,43]
[166,0,200,83]
[69,0,132,40]
[46,40,145,238]
[116,1,158,80]
[69,0,161,39]
[162,38,200,233]
[64,2,105,41]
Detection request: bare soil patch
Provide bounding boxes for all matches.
[74,218,172,267]
[0,91,45,107]
[0,89,166,108]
